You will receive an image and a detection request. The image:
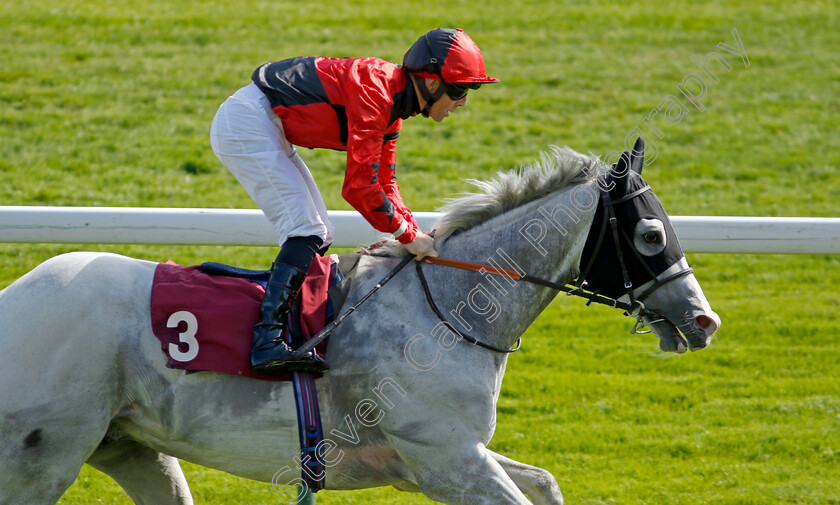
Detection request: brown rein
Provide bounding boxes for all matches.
[423,256,524,280]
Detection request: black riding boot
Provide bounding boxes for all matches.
[250,236,328,374]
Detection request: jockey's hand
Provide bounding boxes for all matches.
[404,231,437,260]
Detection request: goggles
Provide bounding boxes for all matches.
[443,82,482,100]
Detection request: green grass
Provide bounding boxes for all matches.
[2,0,839,503]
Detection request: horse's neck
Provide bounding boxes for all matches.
[430,181,598,347]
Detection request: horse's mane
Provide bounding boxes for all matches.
[366,145,605,256]
[433,146,605,239]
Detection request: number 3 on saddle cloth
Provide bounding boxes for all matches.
[150,254,343,380]
[150,254,347,492]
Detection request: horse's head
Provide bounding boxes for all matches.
[579,138,720,353]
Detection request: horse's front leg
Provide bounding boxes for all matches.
[489,451,564,505]
[392,440,533,505]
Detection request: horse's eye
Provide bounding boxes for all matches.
[644,231,660,243]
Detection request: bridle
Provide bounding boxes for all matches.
[415,183,694,354]
[296,182,695,360]
[575,184,695,331]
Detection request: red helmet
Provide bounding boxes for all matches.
[403,28,499,84]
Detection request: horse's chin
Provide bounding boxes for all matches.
[646,317,688,354]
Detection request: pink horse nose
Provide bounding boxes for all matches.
[695,314,719,336]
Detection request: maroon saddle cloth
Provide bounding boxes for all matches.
[149,255,336,381]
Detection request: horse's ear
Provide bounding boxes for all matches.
[630,137,645,174]
[609,149,631,197]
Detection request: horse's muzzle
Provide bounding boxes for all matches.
[687,312,720,350]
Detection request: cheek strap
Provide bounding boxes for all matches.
[414,75,446,118]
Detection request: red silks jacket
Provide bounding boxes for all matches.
[253,56,421,243]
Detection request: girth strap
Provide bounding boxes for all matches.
[291,371,325,492]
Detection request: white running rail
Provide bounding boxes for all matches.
[0,206,837,254]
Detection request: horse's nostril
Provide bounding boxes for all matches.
[695,314,718,334]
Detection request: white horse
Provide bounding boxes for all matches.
[0,141,719,505]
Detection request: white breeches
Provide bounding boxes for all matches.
[210,82,334,247]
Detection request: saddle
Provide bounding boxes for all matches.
[149,253,361,382]
[148,253,363,493]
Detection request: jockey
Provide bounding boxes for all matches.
[210,28,498,374]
